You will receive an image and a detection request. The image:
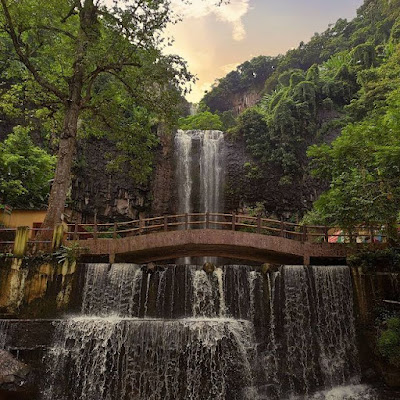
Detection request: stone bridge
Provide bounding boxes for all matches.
[0,213,385,263]
[76,228,348,265]
[64,213,380,264]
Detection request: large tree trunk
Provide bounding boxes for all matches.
[41,1,97,231]
[41,105,79,230]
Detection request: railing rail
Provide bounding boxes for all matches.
[0,213,392,254]
[62,213,389,243]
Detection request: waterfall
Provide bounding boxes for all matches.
[257,265,363,398]
[174,129,224,264]
[174,129,224,221]
[282,266,317,395]
[45,317,256,400]
[41,264,377,399]
[175,131,193,216]
[81,263,143,317]
[199,131,224,216]
[312,266,359,388]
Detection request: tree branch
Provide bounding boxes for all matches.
[0,0,67,102]
[81,61,142,106]
[36,25,77,40]
[61,0,81,23]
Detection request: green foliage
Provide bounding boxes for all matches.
[378,317,400,367]
[202,56,281,113]
[204,0,400,119]
[0,126,55,208]
[351,43,377,69]
[178,111,223,131]
[307,57,400,232]
[218,0,400,223]
[347,248,400,272]
[53,243,87,264]
[218,110,237,131]
[0,0,195,223]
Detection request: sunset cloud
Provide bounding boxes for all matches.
[171,0,251,41]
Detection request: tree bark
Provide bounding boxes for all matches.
[40,1,97,231]
[41,105,79,230]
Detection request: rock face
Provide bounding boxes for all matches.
[72,137,151,222]
[0,350,30,387]
[231,89,262,115]
[223,136,325,217]
[150,127,175,216]
[71,126,176,222]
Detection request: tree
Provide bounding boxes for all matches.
[178,111,223,130]
[0,126,55,208]
[0,0,195,229]
[307,88,400,236]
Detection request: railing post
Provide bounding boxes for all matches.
[93,214,98,240]
[205,212,210,229]
[324,226,329,243]
[13,226,29,257]
[232,213,236,231]
[257,215,261,234]
[74,222,79,241]
[164,215,168,232]
[280,220,285,238]
[113,222,117,239]
[185,213,189,230]
[302,225,307,242]
[139,216,144,235]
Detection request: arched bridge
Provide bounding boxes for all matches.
[64,213,386,264]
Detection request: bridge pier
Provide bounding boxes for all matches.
[109,253,115,264]
[303,254,310,266]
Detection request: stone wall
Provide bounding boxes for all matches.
[352,268,400,388]
[0,257,77,318]
[71,137,151,223]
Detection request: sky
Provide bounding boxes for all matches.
[167,0,364,103]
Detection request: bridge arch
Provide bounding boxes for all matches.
[77,229,348,265]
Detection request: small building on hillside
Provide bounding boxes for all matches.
[0,209,47,230]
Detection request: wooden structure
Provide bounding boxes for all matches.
[0,213,388,264]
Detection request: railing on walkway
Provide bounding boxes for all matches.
[64,212,387,244]
[0,226,54,254]
[0,213,389,255]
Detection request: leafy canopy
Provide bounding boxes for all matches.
[0,126,55,208]
[378,317,400,367]
[0,0,193,184]
[178,111,223,131]
[307,47,400,231]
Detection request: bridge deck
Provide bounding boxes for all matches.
[76,229,349,265]
[0,213,388,263]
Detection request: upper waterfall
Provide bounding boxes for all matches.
[174,130,225,217]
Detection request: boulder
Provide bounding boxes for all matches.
[0,350,29,386]
[203,262,216,274]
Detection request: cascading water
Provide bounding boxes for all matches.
[175,130,193,217]
[175,129,224,216]
[81,263,143,317]
[44,318,256,400]
[174,129,224,243]
[40,264,381,400]
[198,131,224,216]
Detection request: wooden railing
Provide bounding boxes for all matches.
[64,213,388,244]
[0,226,54,254]
[0,213,390,255]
